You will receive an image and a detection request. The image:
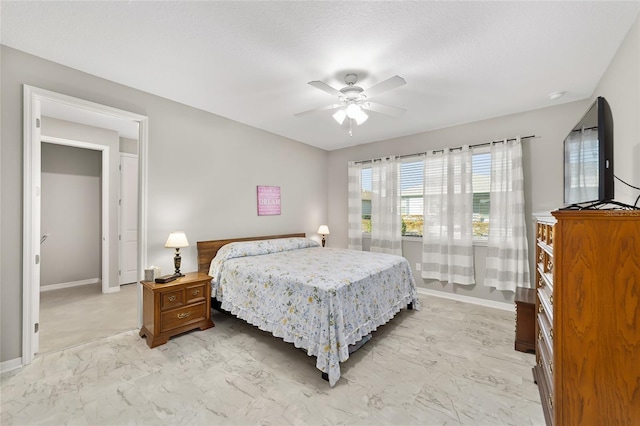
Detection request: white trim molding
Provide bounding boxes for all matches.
[416,287,514,312]
[0,357,23,374]
[40,278,100,292]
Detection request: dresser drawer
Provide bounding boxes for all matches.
[161,302,206,332]
[538,330,554,394]
[161,290,184,311]
[538,287,553,323]
[186,283,206,304]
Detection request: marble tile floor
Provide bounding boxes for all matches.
[38,282,138,354]
[1,295,545,425]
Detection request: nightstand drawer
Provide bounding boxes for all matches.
[161,302,206,332]
[161,290,184,310]
[186,284,206,304]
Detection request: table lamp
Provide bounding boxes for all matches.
[317,225,330,247]
[165,232,189,276]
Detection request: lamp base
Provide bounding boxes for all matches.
[173,249,183,276]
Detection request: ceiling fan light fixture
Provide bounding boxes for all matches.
[345,103,361,119]
[332,109,347,125]
[354,109,368,125]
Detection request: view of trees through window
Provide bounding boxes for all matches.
[360,151,491,239]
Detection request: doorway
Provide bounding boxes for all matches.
[23,85,149,365]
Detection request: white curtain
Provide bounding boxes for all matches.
[347,161,363,250]
[422,147,475,285]
[485,137,531,291]
[370,157,402,255]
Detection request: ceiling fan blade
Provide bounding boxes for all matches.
[308,81,342,97]
[361,75,406,98]
[294,103,343,117]
[361,101,406,118]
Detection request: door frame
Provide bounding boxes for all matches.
[41,136,111,293]
[23,85,149,365]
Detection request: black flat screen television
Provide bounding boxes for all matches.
[563,96,614,205]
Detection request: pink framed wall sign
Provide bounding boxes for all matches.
[257,185,281,216]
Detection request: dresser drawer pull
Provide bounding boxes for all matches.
[550,328,553,340]
[547,260,553,271]
[538,277,545,287]
[548,396,553,409]
[168,295,177,302]
[549,360,553,373]
[538,330,542,340]
[538,252,544,262]
[538,305,544,314]
[192,290,200,296]
[550,294,553,305]
[177,311,191,320]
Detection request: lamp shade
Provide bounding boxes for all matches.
[317,225,330,235]
[332,109,347,125]
[165,232,189,248]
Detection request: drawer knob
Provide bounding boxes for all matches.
[192,290,199,296]
[177,311,191,319]
[538,278,545,287]
[168,295,177,302]
[547,260,553,271]
[538,305,544,314]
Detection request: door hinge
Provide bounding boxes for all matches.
[35,254,40,265]
[36,118,41,128]
[34,323,39,333]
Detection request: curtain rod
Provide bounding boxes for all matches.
[355,135,536,164]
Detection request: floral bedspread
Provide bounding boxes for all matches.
[208,238,420,386]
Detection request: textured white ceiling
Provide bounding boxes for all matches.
[2,1,639,151]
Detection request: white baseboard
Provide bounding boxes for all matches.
[417,287,514,312]
[40,278,100,292]
[104,285,121,294]
[0,357,23,374]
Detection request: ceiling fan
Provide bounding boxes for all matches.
[295,73,407,135]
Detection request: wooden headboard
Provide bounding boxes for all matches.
[196,233,306,274]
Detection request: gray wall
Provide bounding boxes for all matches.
[41,143,101,286]
[327,101,590,304]
[41,117,120,290]
[119,137,138,155]
[591,15,640,206]
[1,45,328,363]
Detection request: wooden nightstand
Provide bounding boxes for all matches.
[139,271,214,348]
[514,286,536,353]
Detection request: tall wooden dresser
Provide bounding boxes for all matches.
[533,210,640,425]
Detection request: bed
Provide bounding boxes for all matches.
[197,233,420,386]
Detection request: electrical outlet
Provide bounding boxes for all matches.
[415,263,421,271]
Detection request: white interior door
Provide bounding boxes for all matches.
[119,153,138,284]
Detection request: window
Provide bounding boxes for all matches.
[360,150,491,240]
[400,160,423,236]
[361,167,372,233]
[472,149,491,239]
